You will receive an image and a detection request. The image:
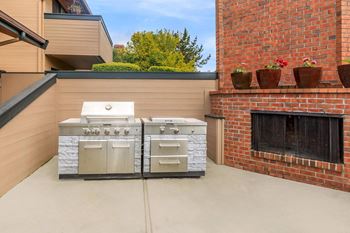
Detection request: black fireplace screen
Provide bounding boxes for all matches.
[252,111,344,164]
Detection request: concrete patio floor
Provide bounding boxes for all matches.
[0,157,349,233]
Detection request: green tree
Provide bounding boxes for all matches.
[113,46,137,64]
[176,28,211,69]
[113,29,210,72]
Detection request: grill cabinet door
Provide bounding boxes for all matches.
[107,140,135,174]
[79,140,107,174]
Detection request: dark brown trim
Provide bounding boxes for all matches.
[59,173,142,180]
[0,73,57,128]
[143,172,205,178]
[251,110,344,119]
[0,10,48,49]
[50,71,218,80]
[205,114,225,120]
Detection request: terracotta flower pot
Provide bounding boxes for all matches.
[231,72,252,89]
[293,67,322,88]
[338,64,350,88]
[256,69,281,89]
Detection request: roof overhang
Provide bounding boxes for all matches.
[0,10,49,49]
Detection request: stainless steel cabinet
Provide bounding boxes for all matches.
[78,139,135,174]
[107,140,135,174]
[150,139,188,173]
[151,139,188,156]
[151,155,188,173]
[78,140,107,174]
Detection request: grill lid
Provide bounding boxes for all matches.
[150,117,186,124]
[80,102,135,124]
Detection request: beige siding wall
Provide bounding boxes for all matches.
[45,0,53,13]
[1,73,44,104]
[0,85,57,196]
[99,24,113,63]
[45,19,100,56]
[0,0,45,72]
[56,79,217,122]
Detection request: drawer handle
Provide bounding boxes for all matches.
[112,144,130,149]
[159,143,181,148]
[159,160,181,165]
[84,145,103,150]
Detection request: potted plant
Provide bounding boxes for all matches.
[256,58,288,89]
[231,63,252,89]
[68,0,82,14]
[293,58,322,88]
[338,58,350,88]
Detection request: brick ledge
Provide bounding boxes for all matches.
[210,88,350,95]
[251,150,344,173]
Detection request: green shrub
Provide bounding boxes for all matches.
[148,66,183,72]
[92,62,141,72]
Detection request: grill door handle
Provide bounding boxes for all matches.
[84,145,103,150]
[112,144,130,149]
[159,160,181,165]
[159,143,181,148]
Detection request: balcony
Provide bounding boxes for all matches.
[44,13,113,69]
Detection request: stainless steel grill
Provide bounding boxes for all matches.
[142,117,207,178]
[58,102,142,179]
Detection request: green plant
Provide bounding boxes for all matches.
[148,66,183,72]
[112,29,208,71]
[176,28,211,68]
[265,58,288,70]
[303,57,317,67]
[92,62,141,72]
[232,63,249,73]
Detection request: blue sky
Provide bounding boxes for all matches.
[87,0,216,71]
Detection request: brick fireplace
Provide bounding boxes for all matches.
[210,89,350,191]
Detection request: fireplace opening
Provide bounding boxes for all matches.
[252,111,344,164]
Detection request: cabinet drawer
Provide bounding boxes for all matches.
[151,139,188,156]
[78,140,107,174]
[151,155,188,173]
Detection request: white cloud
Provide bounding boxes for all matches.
[109,31,131,45]
[88,0,214,21]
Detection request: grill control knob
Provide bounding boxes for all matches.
[83,128,91,135]
[93,128,101,135]
[114,128,120,135]
[160,126,166,134]
[124,128,130,135]
[104,128,110,135]
[173,128,180,134]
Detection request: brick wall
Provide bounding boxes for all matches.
[210,88,350,191]
[216,0,350,88]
